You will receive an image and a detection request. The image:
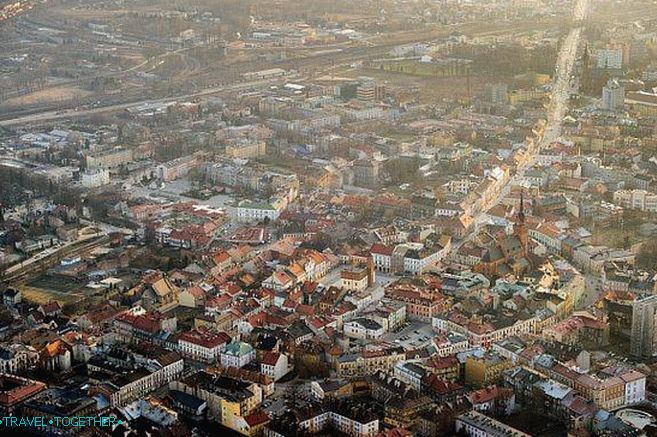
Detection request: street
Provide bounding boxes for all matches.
[446,0,590,258]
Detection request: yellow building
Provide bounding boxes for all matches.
[170,372,262,435]
[336,347,405,378]
[464,352,513,387]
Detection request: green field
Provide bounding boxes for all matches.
[367,59,471,77]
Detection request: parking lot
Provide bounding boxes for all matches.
[129,178,235,210]
[383,319,436,350]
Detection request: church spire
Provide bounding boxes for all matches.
[515,189,528,256]
[518,190,525,223]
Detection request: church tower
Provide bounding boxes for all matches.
[514,191,529,256]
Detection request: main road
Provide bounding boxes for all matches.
[447,0,590,255]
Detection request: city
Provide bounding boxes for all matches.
[1,0,657,436]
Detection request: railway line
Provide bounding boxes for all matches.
[2,232,110,283]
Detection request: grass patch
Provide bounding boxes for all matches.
[20,285,83,306]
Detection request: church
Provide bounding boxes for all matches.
[474,192,536,279]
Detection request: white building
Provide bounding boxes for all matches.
[343,318,385,340]
[156,155,198,182]
[220,342,255,368]
[0,344,38,374]
[370,244,393,273]
[596,48,623,69]
[613,189,657,212]
[393,361,427,391]
[178,330,230,363]
[602,79,625,111]
[297,410,379,437]
[81,168,110,188]
[621,370,646,405]
[260,352,288,382]
[236,199,284,223]
[528,224,562,254]
[631,295,657,358]
[456,411,531,437]
[104,355,184,407]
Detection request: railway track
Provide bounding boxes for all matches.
[2,233,110,284]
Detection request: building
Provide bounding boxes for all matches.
[353,159,380,188]
[341,261,375,291]
[393,361,428,391]
[22,388,97,431]
[631,295,657,358]
[386,286,449,322]
[81,168,110,188]
[171,372,262,435]
[0,344,38,374]
[613,189,657,212]
[296,404,380,437]
[178,329,231,363]
[596,48,623,69]
[371,244,394,273]
[482,83,508,106]
[0,374,47,414]
[344,318,385,340]
[221,342,256,368]
[236,200,284,223]
[464,352,513,387]
[602,79,625,110]
[156,155,198,181]
[89,351,184,407]
[226,140,267,159]
[474,192,531,278]
[336,347,405,378]
[260,352,288,382]
[357,78,385,101]
[85,147,133,170]
[625,91,657,116]
[455,411,531,437]
[309,380,353,401]
[363,301,407,332]
[620,369,646,405]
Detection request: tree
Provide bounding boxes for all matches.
[637,240,657,272]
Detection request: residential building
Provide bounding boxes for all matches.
[221,342,256,368]
[602,79,625,110]
[178,329,231,363]
[630,295,657,358]
[344,318,385,340]
[455,411,531,437]
[260,352,288,382]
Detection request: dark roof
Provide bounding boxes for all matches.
[169,389,206,411]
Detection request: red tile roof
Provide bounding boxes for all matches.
[245,410,270,427]
[261,351,281,367]
[370,243,393,256]
[179,329,231,349]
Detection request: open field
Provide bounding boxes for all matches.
[20,284,84,306]
[337,65,487,102]
[367,58,472,78]
[1,85,93,108]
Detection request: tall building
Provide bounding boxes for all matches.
[357,77,386,101]
[596,48,623,70]
[602,79,625,110]
[353,159,380,188]
[482,83,508,106]
[631,295,657,358]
